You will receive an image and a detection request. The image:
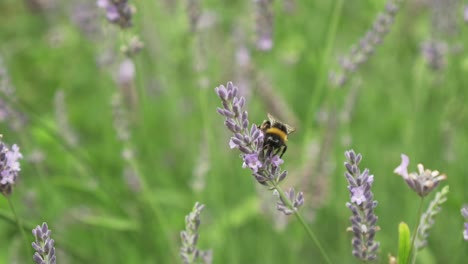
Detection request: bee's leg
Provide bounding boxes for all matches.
[266,145,273,158]
[279,145,287,158]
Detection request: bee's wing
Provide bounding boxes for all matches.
[285,124,296,134]
[267,113,296,134]
[267,113,278,124]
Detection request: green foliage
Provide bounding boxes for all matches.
[398,222,411,264]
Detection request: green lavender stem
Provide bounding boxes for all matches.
[273,183,332,264]
[7,197,31,257]
[408,197,425,264]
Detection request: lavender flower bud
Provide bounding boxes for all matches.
[32,223,56,264]
[344,150,379,261]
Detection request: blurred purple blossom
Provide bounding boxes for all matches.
[254,0,274,51]
[421,40,448,71]
[330,1,401,88]
[464,6,468,23]
[0,140,23,197]
[117,58,135,87]
[97,0,134,28]
[462,205,468,241]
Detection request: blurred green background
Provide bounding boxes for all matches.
[0,0,467,263]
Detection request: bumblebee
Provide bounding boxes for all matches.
[258,113,296,158]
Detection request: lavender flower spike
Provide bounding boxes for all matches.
[461,205,468,241]
[415,185,449,250]
[0,138,23,197]
[215,82,304,214]
[344,150,379,261]
[32,223,56,264]
[180,202,212,264]
[394,154,447,197]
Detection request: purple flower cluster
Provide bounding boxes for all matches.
[97,0,134,28]
[215,82,303,213]
[0,140,23,197]
[180,202,212,264]
[461,205,468,241]
[330,1,401,87]
[344,150,379,261]
[420,40,448,71]
[394,154,446,197]
[32,223,56,264]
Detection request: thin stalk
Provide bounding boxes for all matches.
[303,0,344,141]
[7,197,31,257]
[273,183,332,264]
[408,197,425,264]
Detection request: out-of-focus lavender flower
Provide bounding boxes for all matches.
[215,82,303,214]
[121,36,144,57]
[464,6,468,23]
[0,140,23,197]
[428,0,459,38]
[461,205,468,240]
[186,0,201,33]
[97,0,134,28]
[32,222,56,264]
[421,40,448,71]
[117,58,136,87]
[180,202,212,264]
[282,0,296,13]
[415,185,449,250]
[344,150,379,261]
[394,154,447,197]
[70,1,101,39]
[329,1,401,88]
[254,0,274,51]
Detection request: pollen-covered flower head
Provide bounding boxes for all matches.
[394,154,446,197]
[0,140,23,197]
